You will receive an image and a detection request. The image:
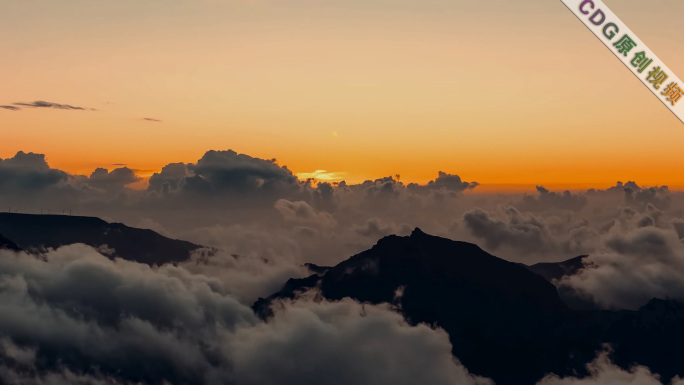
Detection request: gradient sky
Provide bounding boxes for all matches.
[2,0,684,190]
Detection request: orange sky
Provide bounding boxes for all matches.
[2,0,684,191]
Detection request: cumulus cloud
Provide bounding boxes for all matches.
[183,150,302,197]
[3,148,684,279]
[274,199,337,228]
[0,245,489,385]
[537,346,684,385]
[558,225,684,310]
[0,152,68,194]
[230,296,492,385]
[4,148,684,382]
[463,207,549,252]
[87,167,140,190]
[13,101,93,110]
[147,162,190,193]
[353,217,410,239]
[408,171,478,194]
[518,186,587,212]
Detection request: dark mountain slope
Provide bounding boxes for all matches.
[256,229,684,384]
[0,213,203,265]
[255,228,597,384]
[527,255,587,282]
[0,232,21,251]
[525,256,600,310]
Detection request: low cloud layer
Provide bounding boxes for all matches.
[0,245,490,385]
[2,148,684,314]
[2,148,684,382]
[538,347,684,385]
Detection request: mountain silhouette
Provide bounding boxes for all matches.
[255,228,684,384]
[526,255,587,282]
[0,232,21,251]
[0,213,205,265]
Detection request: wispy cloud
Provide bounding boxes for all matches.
[0,105,20,111]
[13,100,94,110]
[142,118,162,122]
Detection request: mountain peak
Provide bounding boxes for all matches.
[255,229,571,384]
[410,227,426,237]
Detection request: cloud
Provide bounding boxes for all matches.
[408,171,479,194]
[558,225,684,310]
[13,101,93,110]
[589,181,671,209]
[147,162,190,194]
[274,199,337,228]
[0,245,252,384]
[0,105,20,111]
[87,167,140,190]
[185,150,301,195]
[231,296,492,385]
[145,150,305,203]
[0,245,490,385]
[463,207,551,253]
[517,185,587,212]
[4,147,684,271]
[142,118,161,122]
[353,217,409,239]
[0,152,68,194]
[537,346,684,385]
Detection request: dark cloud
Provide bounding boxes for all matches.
[87,167,139,190]
[142,118,161,122]
[517,185,587,212]
[559,226,684,310]
[537,346,682,385]
[590,181,671,209]
[182,150,302,197]
[0,147,683,383]
[13,101,93,110]
[463,207,550,252]
[408,171,478,194]
[0,245,490,385]
[0,106,20,111]
[229,296,492,385]
[353,217,409,239]
[0,152,68,194]
[147,162,190,194]
[274,199,336,228]
[147,150,304,199]
[311,182,336,211]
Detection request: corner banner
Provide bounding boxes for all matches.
[561,0,684,124]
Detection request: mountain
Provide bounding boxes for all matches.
[255,228,594,384]
[527,255,587,282]
[0,213,204,265]
[0,232,21,251]
[255,229,684,385]
[525,256,600,310]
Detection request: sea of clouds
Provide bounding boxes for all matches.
[2,149,684,384]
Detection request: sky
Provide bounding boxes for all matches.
[2,0,684,190]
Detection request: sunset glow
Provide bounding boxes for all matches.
[2,0,684,190]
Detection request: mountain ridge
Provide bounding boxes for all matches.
[0,212,205,265]
[255,228,684,385]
